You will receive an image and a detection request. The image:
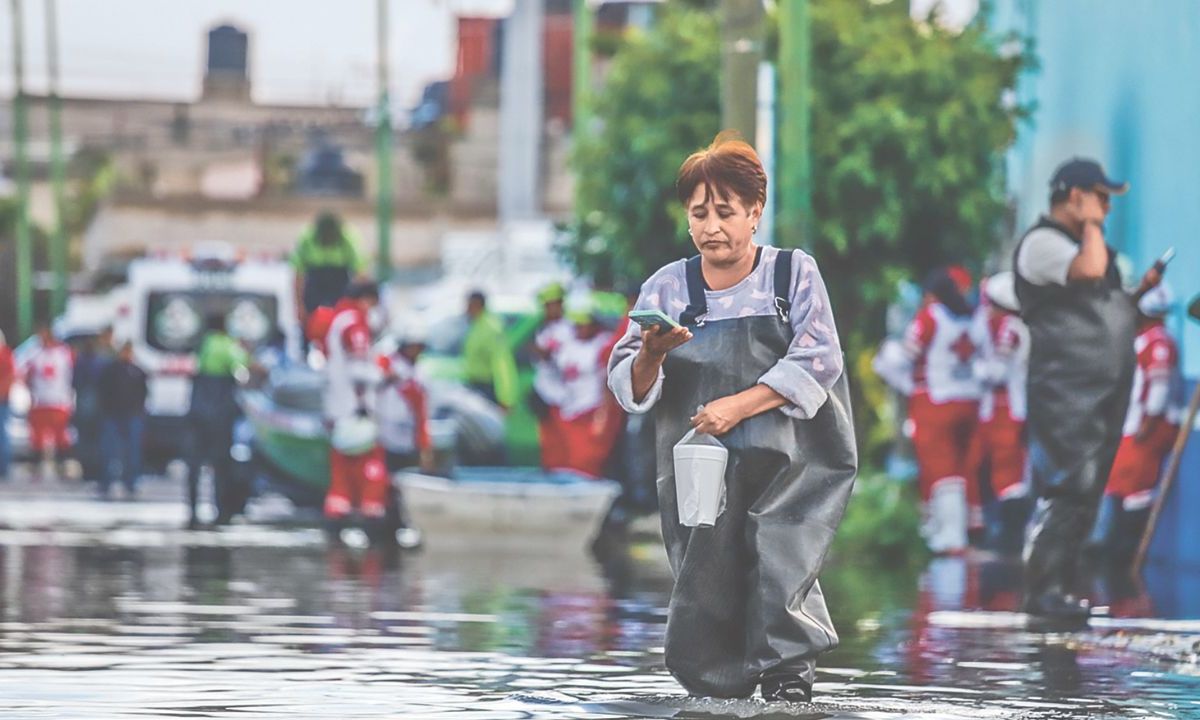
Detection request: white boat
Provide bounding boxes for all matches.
[397,467,620,551]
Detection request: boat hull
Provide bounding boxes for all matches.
[398,468,620,550]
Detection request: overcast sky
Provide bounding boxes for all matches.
[0,0,511,108]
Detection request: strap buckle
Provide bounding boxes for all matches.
[774,297,791,323]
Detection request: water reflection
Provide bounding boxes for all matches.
[0,524,1197,718]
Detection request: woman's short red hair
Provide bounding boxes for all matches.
[676,131,767,210]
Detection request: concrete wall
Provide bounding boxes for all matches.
[80,199,502,274]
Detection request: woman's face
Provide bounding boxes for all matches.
[685,183,761,267]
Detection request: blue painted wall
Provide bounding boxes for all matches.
[993,0,1200,567]
[996,0,1200,374]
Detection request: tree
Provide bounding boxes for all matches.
[803,1,1029,455]
[564,1,1028,453]
[563,5,721,285]
[805,0,1028,356]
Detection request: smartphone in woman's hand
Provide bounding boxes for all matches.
[629,309,681,333]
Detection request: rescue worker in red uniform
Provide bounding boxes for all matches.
[901,268,982,553]
[969,272,1030,553]
[530,283,573,470]
[377,327,433,474]
[322,281,390,534]
[375,324,431,549]
[23,321,74,478]
[547,303,623,479]
[1088,282,1181,558]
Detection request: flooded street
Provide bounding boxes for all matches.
[0,479,1198,719]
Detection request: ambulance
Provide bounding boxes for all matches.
[114,243,299,462]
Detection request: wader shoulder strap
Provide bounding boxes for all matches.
[679,256,708,327]
[773,249,795,322]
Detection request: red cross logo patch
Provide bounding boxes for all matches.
[951,332,976,364]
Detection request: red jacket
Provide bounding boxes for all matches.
[0,345,13,402]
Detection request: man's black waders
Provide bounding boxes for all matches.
[1013,217,1137,608]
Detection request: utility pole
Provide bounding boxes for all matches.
[719,0,764,141]
[375,0,393,283]
[46,0,68,316]
[498,0,544,223]
[9,0,33,339]
[777,0,812,249]
[572,0,593,137]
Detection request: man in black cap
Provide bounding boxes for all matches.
[1013,158,1162,625]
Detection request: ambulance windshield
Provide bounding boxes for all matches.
[145,291,277,353]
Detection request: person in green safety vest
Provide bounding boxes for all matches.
[187,313,250,529]
[462,290,518,411]
[291,211,366,329]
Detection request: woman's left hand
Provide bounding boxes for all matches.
[690,396,745,436]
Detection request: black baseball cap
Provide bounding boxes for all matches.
[1050,158,1129,195]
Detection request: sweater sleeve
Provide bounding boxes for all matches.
[757,252,846,419]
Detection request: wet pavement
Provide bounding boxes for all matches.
[0,471,1199,718]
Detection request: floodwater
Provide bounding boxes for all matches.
[0,495,1198,718]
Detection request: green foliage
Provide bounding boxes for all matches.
[806,0,1029,357]
[831,471,928,567]
[564,0,1029,453]
[563,5,721,284]
[803,1,1029,457]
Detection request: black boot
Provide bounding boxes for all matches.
[1022,591,1091,631]
[997,497,1032,555]
[760,674,812,703]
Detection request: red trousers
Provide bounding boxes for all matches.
[546,402,623,479]
[28,407,71,453]
[967,406,1027,500]
[539,408,569,470]
[324,445,389,519]
[1105,418,1177,510]
[910,395,980,524]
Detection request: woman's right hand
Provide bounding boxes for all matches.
[640,325,693,360]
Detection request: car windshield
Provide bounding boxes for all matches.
[145,291,277,354]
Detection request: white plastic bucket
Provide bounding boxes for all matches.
[672,430,729,527]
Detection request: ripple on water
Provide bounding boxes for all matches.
[0,517,1198,718]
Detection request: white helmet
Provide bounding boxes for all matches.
[394,318,429,347]
[1138,280,1175,318]
[983,271,1019,314]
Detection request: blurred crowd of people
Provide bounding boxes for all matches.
[0,211,658,542]
[875,263,1182,561]
[0,321,149,500]
[286,212,655,541]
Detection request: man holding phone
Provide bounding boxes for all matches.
[1013,158,1162,626]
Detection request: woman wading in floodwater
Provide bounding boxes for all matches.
[608,133,857,703]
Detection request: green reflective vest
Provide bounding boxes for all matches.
[195,332,249,378]
[462,313,518,408]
